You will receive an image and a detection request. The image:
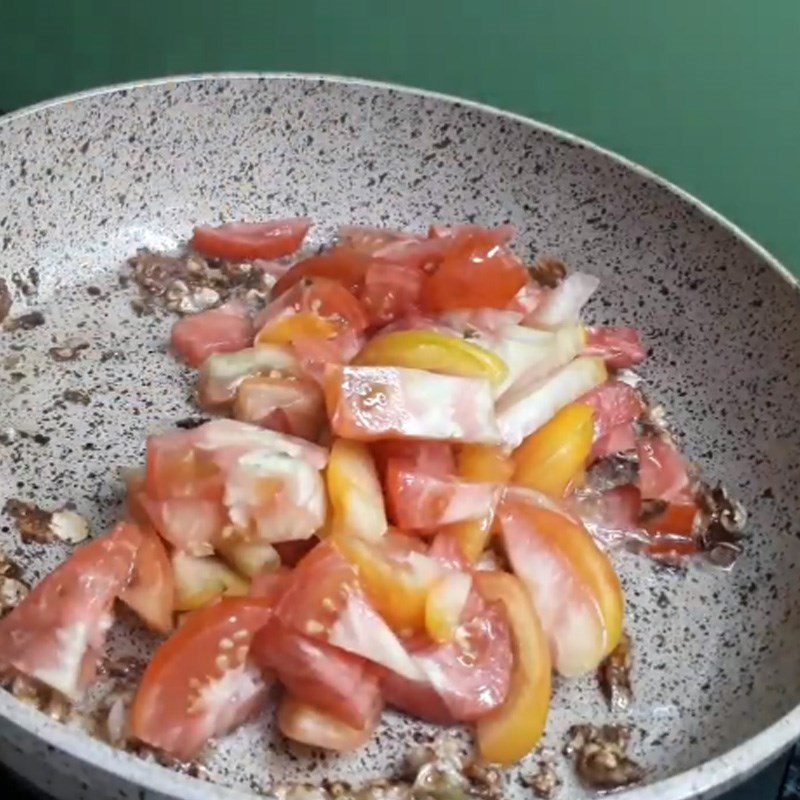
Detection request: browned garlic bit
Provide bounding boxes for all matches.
[48,340,90,362]
[519,749,562,799]
[127,250,277,315]
[3,499,89,545]
[564,724,645,791]
[598,632,633,712]
[529,257,567,289]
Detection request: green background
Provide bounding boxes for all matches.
[1,0,799,273]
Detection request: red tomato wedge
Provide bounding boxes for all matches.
[338,225,420,254]
[145,429,224,501]
[277,694,382,752]
[190,218,311,261]
[422,235,529,312]
[590,421,638,461]
[359,262,423,325]
[291,329,364,385]
[371,440,455,480]
[171,301,253,368]
[130,597,274,761]
[251,616,381,728]
[428,223,515,245]
[0,522,141,700]
[255,278,369,344]
[118,523,174,634]
[637,435,692,501]
[275,541,425,681]
[140,495,226,556]
[272,246,373,296]
[584,326,647,369]
[385,463,501,531]
[324,365,501,444]
[382,600,513,722]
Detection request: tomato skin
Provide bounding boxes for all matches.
[277,694,382,752]
[190,218,311,261]
[0,522,141,700]
[474,571,551,765]
[251,616,381,728]
[171,301,253,368]
[422,236,529,312]
[119,523,175,634]
[272,246,373,296]
[130,597,274,761]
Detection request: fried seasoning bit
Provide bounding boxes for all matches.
[529,257,567,288]
[520,753,562,799]
[0,278,11,324]
[98,655,145,680]
[49,340,89,362]
[4,498,53,543]
[5,310,45,331]
[463,760,505,800]
[63,389,91,405]
[697,483,747,567]
[0,551,21,579]
[598,632,633,711]
[0,573,29,615]
[564,724,645,790]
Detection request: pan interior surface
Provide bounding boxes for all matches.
[1,75,800,800]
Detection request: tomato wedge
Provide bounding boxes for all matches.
[272,246,373,296]
[130,597,274,761]
[171,301,253,368]
[382,600,513,722]
[252,616,381,729]
[326,439,388,540]
[190,218,311,261]
[277,694,382,752]
[474,571,551,764]
[354,330,508,386]
[119,523,174,634]
[422,235,529,312]
[584,326,646,369]
[500,495,624,677]
[0,522,141,700]
[513,403,594,497]
[359,262,423,325]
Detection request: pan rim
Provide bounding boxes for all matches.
[0,71,797,800]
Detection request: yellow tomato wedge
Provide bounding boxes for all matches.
[332,533,441,634]
[255,312,338,345]
[326,439,388,541]
[424,572,472,644]
[441,444,514,563]
[512,403,594,497]
[172,551,249,611]
[353,330,508,387]
[457,443,515,483]
[474,571,551,765]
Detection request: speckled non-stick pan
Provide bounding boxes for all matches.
[1,74,799,800]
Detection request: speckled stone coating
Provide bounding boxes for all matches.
[1,74,799,800]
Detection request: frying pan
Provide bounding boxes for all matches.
[1,74,799,800]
